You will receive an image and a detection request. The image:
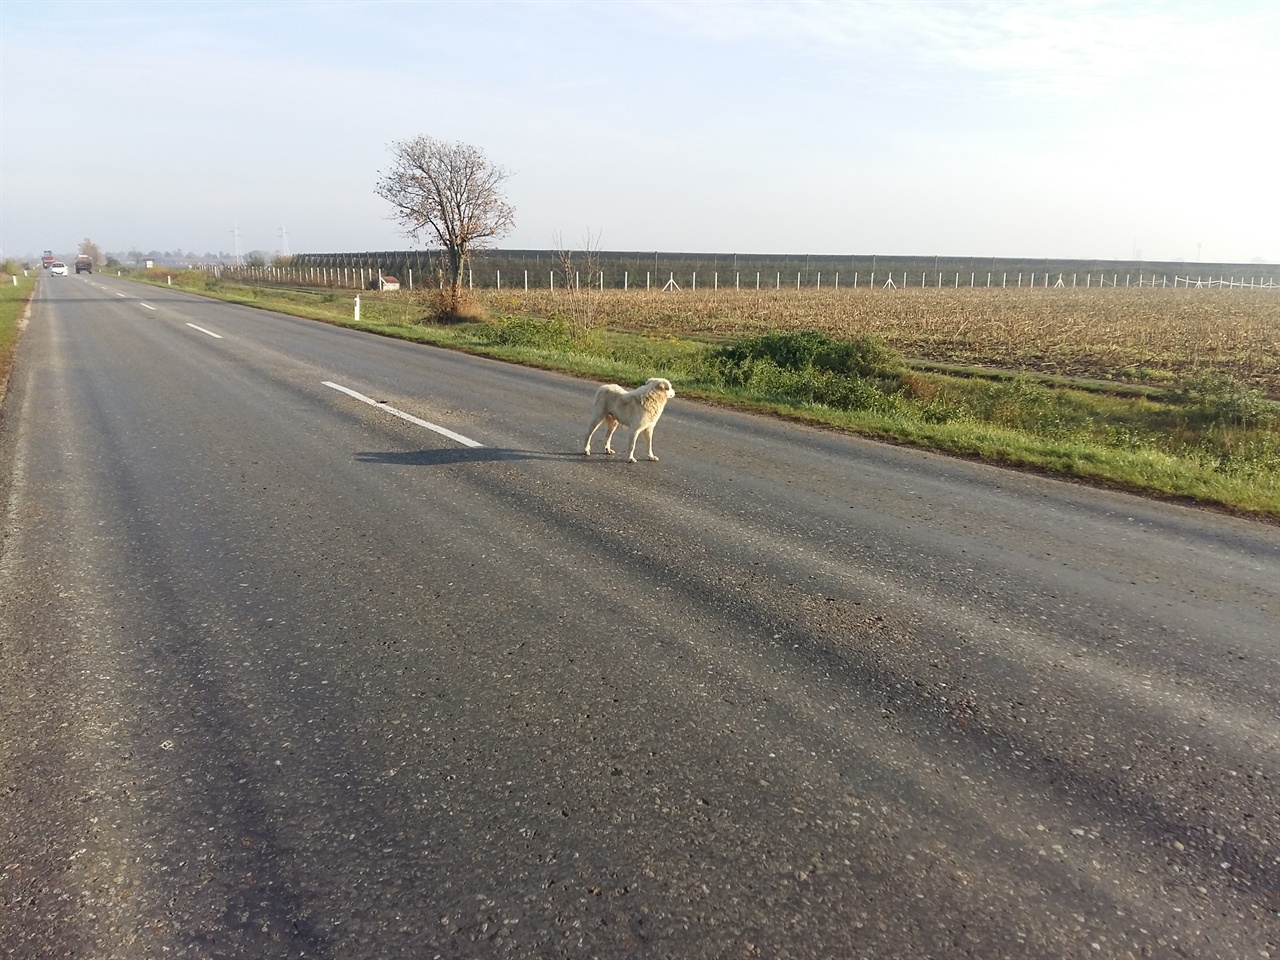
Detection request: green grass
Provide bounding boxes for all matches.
[0,272,37,403]
[123,271,1280,519]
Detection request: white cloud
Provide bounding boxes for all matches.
[642,0,1278,105]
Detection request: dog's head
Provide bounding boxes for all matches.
[647,377,676,399]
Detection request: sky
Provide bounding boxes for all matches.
[3,0,1278,264]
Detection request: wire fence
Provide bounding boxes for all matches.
[201,250,1280,294]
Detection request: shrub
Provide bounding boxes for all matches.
[1175,372,1275,428]
[417,288,488,324]
[713,330,901,377]
[706,331,908,414]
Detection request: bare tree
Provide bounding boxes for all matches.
[554,229,604,333]
[78,238,103,265]
[375,136,514,314]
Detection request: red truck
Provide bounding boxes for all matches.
[42,250,55,269]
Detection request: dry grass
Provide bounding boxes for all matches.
[482,287,1280,396]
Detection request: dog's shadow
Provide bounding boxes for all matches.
[354,448,579,467]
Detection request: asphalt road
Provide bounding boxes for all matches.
[1,275,1277,959]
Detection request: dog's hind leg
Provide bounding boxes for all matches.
[602,415,620,455]
[584,418,603,455]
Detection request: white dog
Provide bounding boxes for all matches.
[583,378,676,462]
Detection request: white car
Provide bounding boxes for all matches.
[50,261,68,276]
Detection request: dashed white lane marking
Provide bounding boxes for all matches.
[140,303,156,311]
[322,381,483,448]
[186,323,223,339]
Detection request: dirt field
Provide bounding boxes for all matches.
[486,287,1280,396]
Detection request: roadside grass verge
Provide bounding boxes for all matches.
[124,270,1280,518]
[0,272,37,405]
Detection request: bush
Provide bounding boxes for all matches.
[1175,372,1275,428]
[713,330,901,377]
[416,288,488,324]
[707,331,905,413]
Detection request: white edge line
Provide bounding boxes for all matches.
[186,323,223,339]
[322,381,483,448]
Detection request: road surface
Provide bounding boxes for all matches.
[2,275,1277,958]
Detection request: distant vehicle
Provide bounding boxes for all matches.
[75,255,93,274]
[42,250,56,269]
[50,262,68,276]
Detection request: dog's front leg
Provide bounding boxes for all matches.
[627,427,650,463]
[645,427,659,461]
